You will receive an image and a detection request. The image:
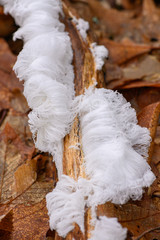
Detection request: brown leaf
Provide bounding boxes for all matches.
[127,0,160,44]
[138,102,160,163]
[138,102,160,133]
[105,62,123,82]
[14,157,37,196]
[0,199,49,240]
[69,0,137,44]
[0,109,8,126]
[71,0,160,44]
[0,37,56,240]
[120,88,160,113]
[0,7,16,37]
[119,80,160,89]
[154,126,160,145]
[152,143,160,165]
[0,38,16,73]
[105,55,160,89]
[100,38,152,65]
[119,0,141,9]
[97,198,160,240]
[123,55,160,81]
[0,123,35,203]
[0,39,23,114]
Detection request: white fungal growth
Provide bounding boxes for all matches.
[89,216,127,240]
[2,0,75,177]
[75,87,155,205]
[91,43,108,70]
[46,175,85,237]
[1,0,63,27]
[72,17,89,40]
[46,175,128,238]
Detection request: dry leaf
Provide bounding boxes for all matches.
[0,38,57,239]
[0,7,16,37]
[100,38,152,65]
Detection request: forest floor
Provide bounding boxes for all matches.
[0,0,160,239]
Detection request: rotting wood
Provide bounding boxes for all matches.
[55,2,99,239]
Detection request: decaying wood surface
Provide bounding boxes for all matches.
[58,3,99,239]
